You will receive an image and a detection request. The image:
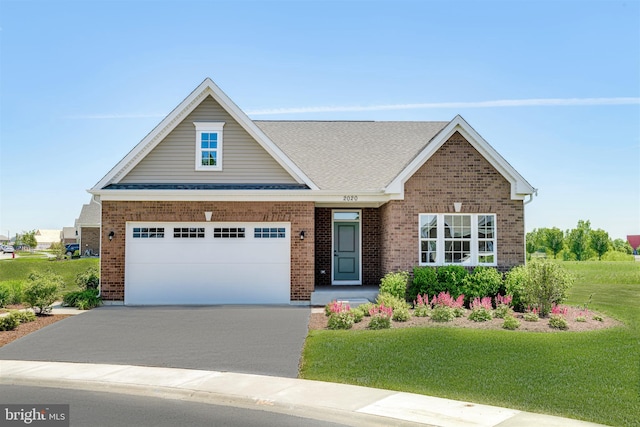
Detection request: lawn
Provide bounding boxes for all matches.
[0,257,99,293]
[300,261,640,426]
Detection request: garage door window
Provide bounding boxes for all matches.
[174,227,205,238]
[133,227,165,238]
[254,227,286,238]
[213,227,245,238]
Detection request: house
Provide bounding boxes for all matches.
[61,227,78,244]
[89,78,535,306]
[34,229,62,250]
[627,235,640,254]
[75,199,101,255]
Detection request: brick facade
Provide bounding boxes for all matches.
[380,131,525,274]
[80,227,100,256]
[314,208,381,287]
[100,201,315,302]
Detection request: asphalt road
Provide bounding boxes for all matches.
[0,306,310,378]
[0,385,348,427]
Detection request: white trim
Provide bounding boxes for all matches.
[91,78,317,191]
[418,213,497,267]
[386,115,535,200]
[331,209,362,285]
[194,122,225,171]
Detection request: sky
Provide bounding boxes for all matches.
[0,0,638,241]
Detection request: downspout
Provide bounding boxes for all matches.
[524,188,538,205]
[92,194,102,298]
[523,189,538,264]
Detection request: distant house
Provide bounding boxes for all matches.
[75,199,101,255]
[34,229,62,250]
[61,227,78,244]
[89,78,535,306]
[627,235,640,254]
[0,235,8,245]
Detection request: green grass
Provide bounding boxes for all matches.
[301,261,640,426]
[0,257,99,293]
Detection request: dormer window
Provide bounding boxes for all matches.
[194,122,225,171]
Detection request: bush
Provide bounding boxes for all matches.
[0,287,9,308]
[502,315,520,330]
[523,311,539,322]
[493,294,513,319]
[413,294,431,317]
[0,313,21,331]
[0,281,25,306]
[522,260,573,316]
[327,312,354,330]
[461,267,503,304]
[350,308,364,323]
[75,267,100,290]
[409,266,438,301]
[62,289,101,310]
[504,266,527,311]
[392,305,411,322]
[356,302,375,317]
[376,293,410,311]
[468,297,493,322]
[436,265,468,298]
[23,271,63,315]
[368,304,393,329]
[549,314,569,330]
[430,305,455,322]
[325,300,350,316]
[379,271,409,300]
[12,310,36,323]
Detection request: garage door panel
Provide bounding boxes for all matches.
[125,222,291,305]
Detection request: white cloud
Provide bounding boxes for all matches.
[247,97,640,115]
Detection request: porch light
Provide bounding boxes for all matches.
[300,230,305,240]
[108,231,115,241]
[204,211,213,222]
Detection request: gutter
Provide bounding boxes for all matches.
[524,189,538,205]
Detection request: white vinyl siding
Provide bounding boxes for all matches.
[120,96,297,184]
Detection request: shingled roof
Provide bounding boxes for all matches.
[255,121,449,192]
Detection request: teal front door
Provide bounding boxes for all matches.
[333,221,360,283]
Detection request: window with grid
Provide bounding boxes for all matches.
[173,227,205,238]
[419,215,438,264]
[254,227,286,238]
[213,227,245,238]
[132,227,165,238]
[194,122,224,171]
[477,215,496,264]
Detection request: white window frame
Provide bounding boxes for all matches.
[194,122,225,171]
[419,213,497,266]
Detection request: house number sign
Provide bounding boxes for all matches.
[343,195,358,202]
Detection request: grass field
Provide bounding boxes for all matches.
[301,261,640,426]
[0,257,99,293]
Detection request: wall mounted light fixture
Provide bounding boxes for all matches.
[300,230,305,240]
[108,231,115,241]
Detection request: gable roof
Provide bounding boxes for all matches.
[76,199,101,227]
[92,78,317,191]
[35,229,62,244]
[255,121,449,192]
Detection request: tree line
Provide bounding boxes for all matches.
[526,220,636,261]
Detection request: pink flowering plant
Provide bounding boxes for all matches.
[429,292,461,322]
[468,296,493,322]
[549,304,569,330]
[523,306,540,322]
[368,304,393,329]
[493,294,513,319]
[413,294,431,317]
[324,300,350,316]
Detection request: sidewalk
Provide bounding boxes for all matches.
[0,360,604,427]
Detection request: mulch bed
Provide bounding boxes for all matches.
[0,314,71,347]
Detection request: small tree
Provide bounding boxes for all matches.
[544,227,564,259]
[612,238,633,254]
[590,229,610,260]
[379,271,409,300]
[566,220,592,261]
[20,230,38,250]
[522,259,573,317]
[23,271,63,315]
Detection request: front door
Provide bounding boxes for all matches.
[332,211,361,285]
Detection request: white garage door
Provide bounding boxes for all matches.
[125,222,291,305]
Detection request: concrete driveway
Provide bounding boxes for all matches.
[0,306,310,378]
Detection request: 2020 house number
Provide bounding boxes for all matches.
[343,195,358,202]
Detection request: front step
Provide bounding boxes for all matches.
[310,287,379,306]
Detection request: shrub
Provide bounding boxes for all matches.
[549,314,569,330]
[63,289,101,310]
[75,267,100,290]
[523,309,539,322]
[502,315,520,330]
[23,271,63,315]
[12,310,36,323]
[413,294,431,317]
[356,302,375,317]
[593,314,604,322]
[430,305,455,322]
[409,266,438,301]
[350,308,364,323]
[368,304,393,329]
[0,281,25,306]
[461,267,503,304]
[379,271,409,300]
[504,266,528,311]
[493,294,513,319]
[327,311,354,330]
[468,297,493,322]
[0,313,21,331]
[376,293,410,311]
[575,316,587,323]
[325,300,350,316]
[522,260,573,316]
[436,265,468,297]
[392,305,411,322]
[0,287,9,308]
